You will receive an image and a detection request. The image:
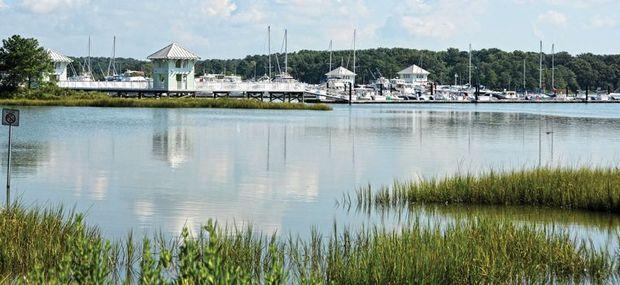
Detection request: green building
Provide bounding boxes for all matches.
[147,43,200,91]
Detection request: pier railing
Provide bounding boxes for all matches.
[195,82,307,92]
[57,80,151,90]
[57,80,308,93]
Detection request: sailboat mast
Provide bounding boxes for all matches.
[468,43,472,86]
[353,29,356,85]
[88,36,92,75]
[329,40,333,72]
[284,29,288,74]
[523,59,526,90]
[551,43,555,92]
[107,36,117,77]
[112,36,116,75]
[268,26,271,78]
[539,41,543,94]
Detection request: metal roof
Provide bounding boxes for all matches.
[46,49,72,63]
[325,66,356,77]
[147,43,200,60]
[397,64,430,75]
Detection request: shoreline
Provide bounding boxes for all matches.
[0,97,332,111]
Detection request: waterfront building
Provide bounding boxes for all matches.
[397,64,430,84]
[148,43,200,91]
[325,66,356,85]
[47,49,72,81]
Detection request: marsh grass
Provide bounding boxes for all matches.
[0,87,332,110]
[353,167,620,214]
[0,97,332,111]
[2,203,618,284]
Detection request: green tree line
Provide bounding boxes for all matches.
[65,48,620,92]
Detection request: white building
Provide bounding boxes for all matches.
[148,43,200,91]
[47,49,72,81]
[397,64,430,84]
[325,66,356,85]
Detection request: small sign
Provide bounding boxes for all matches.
[2,109,19,127]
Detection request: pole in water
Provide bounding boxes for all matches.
[538,116,542,168]
[6,125,11,208]
[2,109,19,208]
[349,82,352,106]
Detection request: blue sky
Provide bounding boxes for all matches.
[0,0,618,59]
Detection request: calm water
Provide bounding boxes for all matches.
[1,104,619,245]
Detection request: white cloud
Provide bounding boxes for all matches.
[588,16,616,28]
[537,10,568,27]
[396,0,487,39]
[275,0,369,20]
[230,3,266,25]
[0,0,6,10]
[20,0,89,14]
[533,10,568,39]
[198,0,237,17]
[515,0,612,6]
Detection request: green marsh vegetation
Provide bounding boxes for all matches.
[0,86,332,111]
[5,167,620,283]
[353,167,620,214]
[2,202,620,284]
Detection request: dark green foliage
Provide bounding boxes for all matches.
[0,35,53,91]
[79,48,620,91]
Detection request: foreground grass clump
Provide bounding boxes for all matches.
[312,221,612,284]
[0,87,331,110]
[2,204,617,284]
[0,204,112,283]
[356,167,620,213]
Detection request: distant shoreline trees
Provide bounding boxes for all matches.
[0,34,616,92]
[55,42,620,92]
[0,35,53,91]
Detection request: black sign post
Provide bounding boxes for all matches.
[2,109,19,208]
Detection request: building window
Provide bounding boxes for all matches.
[175,60,183,68]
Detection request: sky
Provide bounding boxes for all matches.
[0,0,618,59]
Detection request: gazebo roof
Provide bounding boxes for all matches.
[46,49,72,63]
[325,66,356,77]
[397,64,430,75]
[147,43,200,60]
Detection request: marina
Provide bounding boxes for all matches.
[47,32,620,104]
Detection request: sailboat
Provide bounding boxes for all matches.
[273,29,297,83]
[70,36,94,82]
[105,36,119,81]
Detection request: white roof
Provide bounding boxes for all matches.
[325,66,356,77]
[397,64,430,75]
[46,49,72,63]
[147,43,200,60]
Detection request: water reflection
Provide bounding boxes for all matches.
[0,141,50,176]
[1,104,618,240]
[152,110,192,168]
[347,203,620,250]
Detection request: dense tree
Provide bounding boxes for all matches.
[0,35,53,91]
[70,47,620,92]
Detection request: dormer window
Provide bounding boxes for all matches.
[175,60,183,68]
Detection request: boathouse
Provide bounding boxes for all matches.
[397,64,429,84]
[148,43,200,91]
[47,49,72,81]
[325,66,356,85]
